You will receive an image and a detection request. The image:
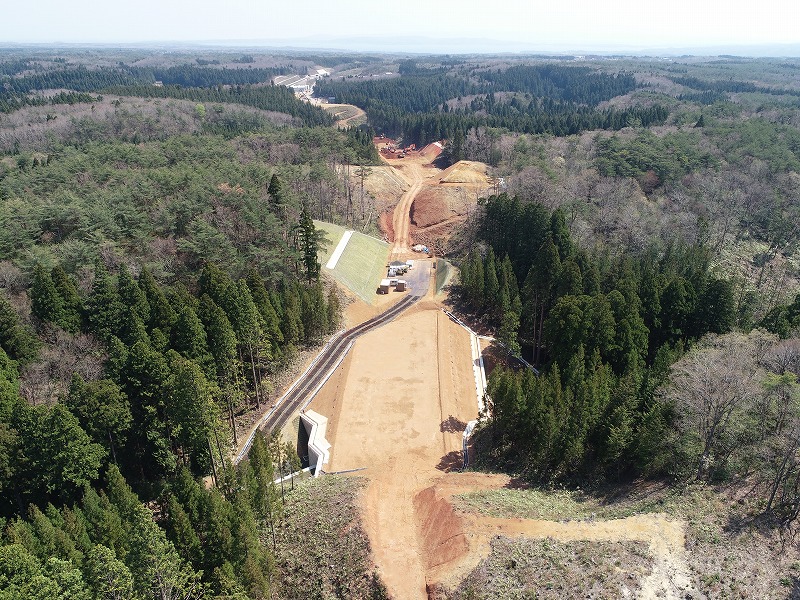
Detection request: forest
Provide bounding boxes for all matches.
[451,188,800,530]
[1,47,800,597]
[315,62,668,146]
[0,49,391,598]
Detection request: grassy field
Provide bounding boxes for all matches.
[314,219,345,266]
[453,484,800,599]
[435,538,651,599]
[315,220,390,303]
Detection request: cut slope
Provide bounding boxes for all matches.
[438,161,489,184]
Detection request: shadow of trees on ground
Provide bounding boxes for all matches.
[437,450,463,472]
[440,415,467,433]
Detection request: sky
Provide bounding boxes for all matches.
[3,0,800,53]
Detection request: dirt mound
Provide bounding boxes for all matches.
[414,486,469,571]
[364,166,409,213]
[439,161,489,184]
[410,188,451,228]
[420,141,444,158]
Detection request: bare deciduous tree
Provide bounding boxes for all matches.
[664,331,773,479]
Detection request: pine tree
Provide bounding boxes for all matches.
[0,293,41,365]
[229,282,266,410]
[117,265,150,325]
[279,281,303,348]
[301,282,328,343]
[50,266,83,333]
[326,285,342,332]
[85,262,123,340]
[295,204,320,283]
[550,209,573,261]
[30,263,64,326]
[245,271,284,353]
[483,247,500,313]
[245,430,279,548]
[267,174,282,203]
[557,259,583,297]
[198,264,234,310]
[66,374,131,465]
[85,544,134,600]
[165,494,203,567]
[166,352,223,475]
[171,306,213,376]
[137,268,176,335]
[468,251,485,309]
[122,340,175,477]
[198,295,241,442]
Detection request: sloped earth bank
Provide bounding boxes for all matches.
[308,299,695,598]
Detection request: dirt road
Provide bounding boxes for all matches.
[305,139,694,598]
[327,103,367,128]
[379,154,436,260]
[322,304,478,598]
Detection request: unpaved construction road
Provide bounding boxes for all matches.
[388,160,430,260]
[306,145,694,599]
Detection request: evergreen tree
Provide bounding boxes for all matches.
[165,352,223,475]
[245,270,284,353]
[85,544,134,600]
[171,306,213,376]
[66,374,131,465]
[85,262,124,340]
[549,209,573,261]
[198,294,241,441]
[244,430,279,547]
[483,247,500,313]
[295,204,320,283]
[301,281,328,343]
[50,265,83,333]
[695,277,735,336]
[229,281,267,409]
[117,265,150,325]
[279,281,303,348]
[12,403,105,506]
[267,174,282,203]
[138,267,176,335]
[30,263,64,326]
[0,293,41,365]
[122,340,174,477]
[326,285,342,332]
[114,470,207,600]
[165,494,203,567]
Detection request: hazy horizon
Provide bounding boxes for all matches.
[3,0,800,56]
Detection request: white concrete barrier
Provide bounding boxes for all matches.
[326,230,353,269]
[300,410,331,477]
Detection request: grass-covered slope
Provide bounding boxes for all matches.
[316,220,390,303]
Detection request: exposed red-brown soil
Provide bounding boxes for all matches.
[410,188,450,228]
[379,209,395,243]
